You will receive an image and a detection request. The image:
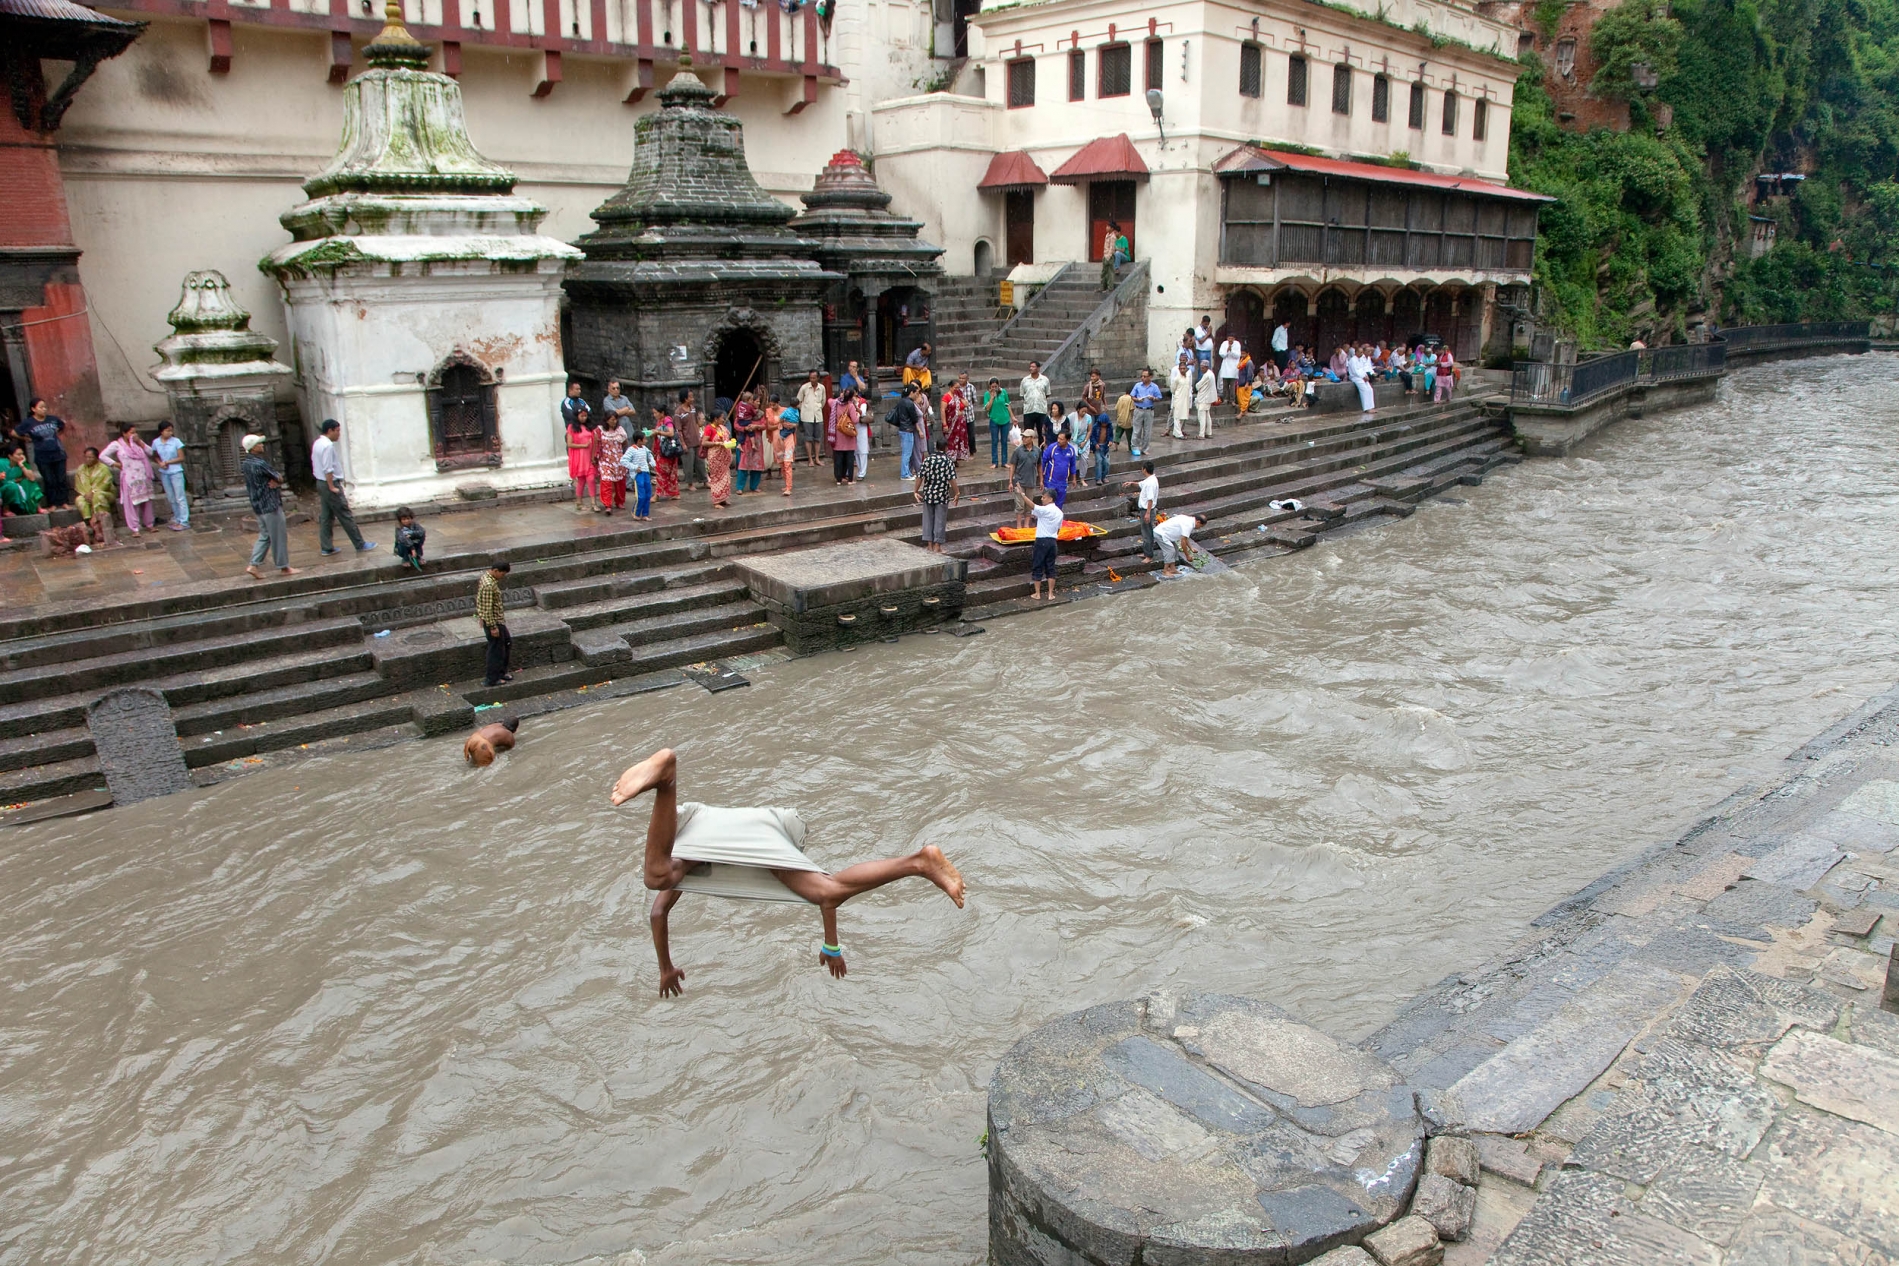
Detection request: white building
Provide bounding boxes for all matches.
[872,0,1543,365]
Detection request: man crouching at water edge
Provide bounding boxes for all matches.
[610,748,966,997]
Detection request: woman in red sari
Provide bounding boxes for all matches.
[651,410,681,499]
[941,372,976,461]
[703,416,734,508]
[733,392,767,495]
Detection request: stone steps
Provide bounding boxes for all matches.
[549,574,748,633]
[3,615,368,705]
[573,598,775,666]
[170,669,394,737]
[464,621,784,706]
[180,695,422,769]
[0,754,107,802]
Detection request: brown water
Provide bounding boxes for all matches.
[6,357,1899,1266]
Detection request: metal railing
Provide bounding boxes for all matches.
[1718,320,1869,349]
[1511,319,1859,406]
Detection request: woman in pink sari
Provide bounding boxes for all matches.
[99,423,158,534]
[703,417,734,508]
[941,373,976,460]
[651,409,681,499]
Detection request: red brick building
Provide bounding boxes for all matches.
[0,0,142,446]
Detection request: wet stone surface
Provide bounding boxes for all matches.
[85,686,193,804]
[987,992,1423,1265]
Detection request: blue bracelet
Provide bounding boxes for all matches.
[819,943,843,958]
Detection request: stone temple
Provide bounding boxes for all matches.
[260,2,580,509]
[564,67,839,417]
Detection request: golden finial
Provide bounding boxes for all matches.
[374,0,424,47]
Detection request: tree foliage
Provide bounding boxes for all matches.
[1511,0,1899,344]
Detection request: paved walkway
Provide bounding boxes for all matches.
[0,406,1340,617]
[1364,688,1899,1265]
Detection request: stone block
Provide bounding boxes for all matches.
[1744,834,1846,890]
[1761,1108,1899,1255]
[1831,908,1882,939]
[735,538,964,654]
[1472,1134,1542,1187]
[1760,1028,1899,1135]
[1311,1248,1378,1266]
[85,685,193,804]
[1411,1173,1475,1242]
[403,686,475,737]
[1364,1214,1442,1266]
[1425,1136,1480,1187]
[987,994,1423,1266]
[1639,1143,1764,1247]
[1726,1204,1890,1266]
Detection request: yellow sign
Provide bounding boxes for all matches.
[999,280,1015,307]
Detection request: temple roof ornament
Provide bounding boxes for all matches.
[262,0,578,278]
[789,149,943,286]
[151,270,292,383]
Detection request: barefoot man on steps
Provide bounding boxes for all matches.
[610,748,967,996]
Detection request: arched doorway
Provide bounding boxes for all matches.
[1224,289,1266,358]
[426,352,501,469]
[1424,289,1456,345]
[1392,289,1424,346]
[973,239,995,279]
[1454,290,1484,361]
[1272,289,1310,351]
[713,328,767,408]
[1315,288,1352,357]
[1354,290,1388,345]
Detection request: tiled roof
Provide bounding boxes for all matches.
[1214,146,1553,203]
[1048,133,1149,185]
[0,0,141,24]
[977,150,1049,191]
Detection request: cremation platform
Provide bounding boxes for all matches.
[735,538,965,653]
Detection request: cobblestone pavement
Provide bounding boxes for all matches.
[1364,687,1899,1265]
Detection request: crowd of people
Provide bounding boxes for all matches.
[3,397,194,554]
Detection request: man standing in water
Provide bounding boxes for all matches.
[610,748,966,996]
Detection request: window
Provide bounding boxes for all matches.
[1007,57,1036,107]
[1240,42,1262,97]
[1145,38,1163,90]
[1407,80,1425,128]
[1287,53,1307,105]
[1554,37,1576,78]
[1068,49,1085,101]
[1442,89,1458,135]
[427,354,501,470]
[1473,98,1488,141]
[1372,72,1389,122]
[1098,42,1131,97]
[1332,63,1352,114]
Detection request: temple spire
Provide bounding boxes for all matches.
[364,0,430,69]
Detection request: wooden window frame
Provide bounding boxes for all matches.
[1332,62,1352,114]
[1097,41,1131,98]
[1068,48,1085,101]
[1372,72,1389,122]
[1442,88,1458,135]
[1144,38,1163,91]
[1407,80,1425,129]
[1287,52,1307,106]
[1007,57,1036,108]
[1239,41,1262,98]
[1473,97,1488,141]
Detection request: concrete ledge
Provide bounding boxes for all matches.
[1313,382,1409,414]
[736,538,966,653]
[989,992,1423,1265]
[1511,375,1720,457]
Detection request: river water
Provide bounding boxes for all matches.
[5,357,1898,1266]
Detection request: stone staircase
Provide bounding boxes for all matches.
[930,265,1126,390]
[0,396,1513,804]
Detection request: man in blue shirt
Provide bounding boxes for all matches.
[1128,369,1162,457]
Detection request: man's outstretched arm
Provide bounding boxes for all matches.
[651,888,685,997]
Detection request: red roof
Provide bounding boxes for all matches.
[977,151,1049,192]
[0,0,140,22]
[1049,134,1150,185]
[1214,146,1553,203]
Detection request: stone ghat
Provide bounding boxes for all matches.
[987,685,1899,1265]
[0,396,1513,811]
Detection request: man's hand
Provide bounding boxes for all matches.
[659,966,686,997]
[819,950,847,979]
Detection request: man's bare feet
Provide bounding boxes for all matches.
[246,566,264,580]
[279,567,299,575]
[610,747,676,805]
[916,844,965,907]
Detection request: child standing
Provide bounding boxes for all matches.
[777,404,798,496]
[596,420,627,516]
[394,507,427,570]
[567,411,597,511]
[624,431,654,521]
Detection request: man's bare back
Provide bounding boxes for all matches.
[464,718,519,766]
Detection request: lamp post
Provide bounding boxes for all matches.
[1146,87,1166,146]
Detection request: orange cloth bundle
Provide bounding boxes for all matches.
[990,522,1107,545]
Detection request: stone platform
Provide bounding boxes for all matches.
[734,537,964,653]
[987,993,1424,1264]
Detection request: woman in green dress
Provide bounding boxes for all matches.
[1,443,45,515]
[72,446,116,525]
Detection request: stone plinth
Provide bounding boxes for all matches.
[734,538,964,653]
[87,686,193,804]
[988,993,1424,1265]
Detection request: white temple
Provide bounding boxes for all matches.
[261,2,580,509]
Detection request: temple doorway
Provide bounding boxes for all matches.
[713,329,767,407]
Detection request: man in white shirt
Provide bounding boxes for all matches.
[1271,321,1290,370]
[1169,354,1195,438]
[1154,511,1205,577]
[1123,459,1160,563]
[1194,362,1219,438]
[1218,335,1243,400]
[1348,345,1376,413]
[796,371,827,467]
[1028,490,1064,601]
[1194,318,1215,374]
[1020,361,1052,445]
[310,418,376,556]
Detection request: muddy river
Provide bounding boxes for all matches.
[5,357,1897,1265]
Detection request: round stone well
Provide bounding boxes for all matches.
[987,992,1423,1264]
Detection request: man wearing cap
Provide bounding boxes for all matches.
[240,435,296,580]
[311,418,376,557]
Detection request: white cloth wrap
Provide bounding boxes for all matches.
[670,802,826,903]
